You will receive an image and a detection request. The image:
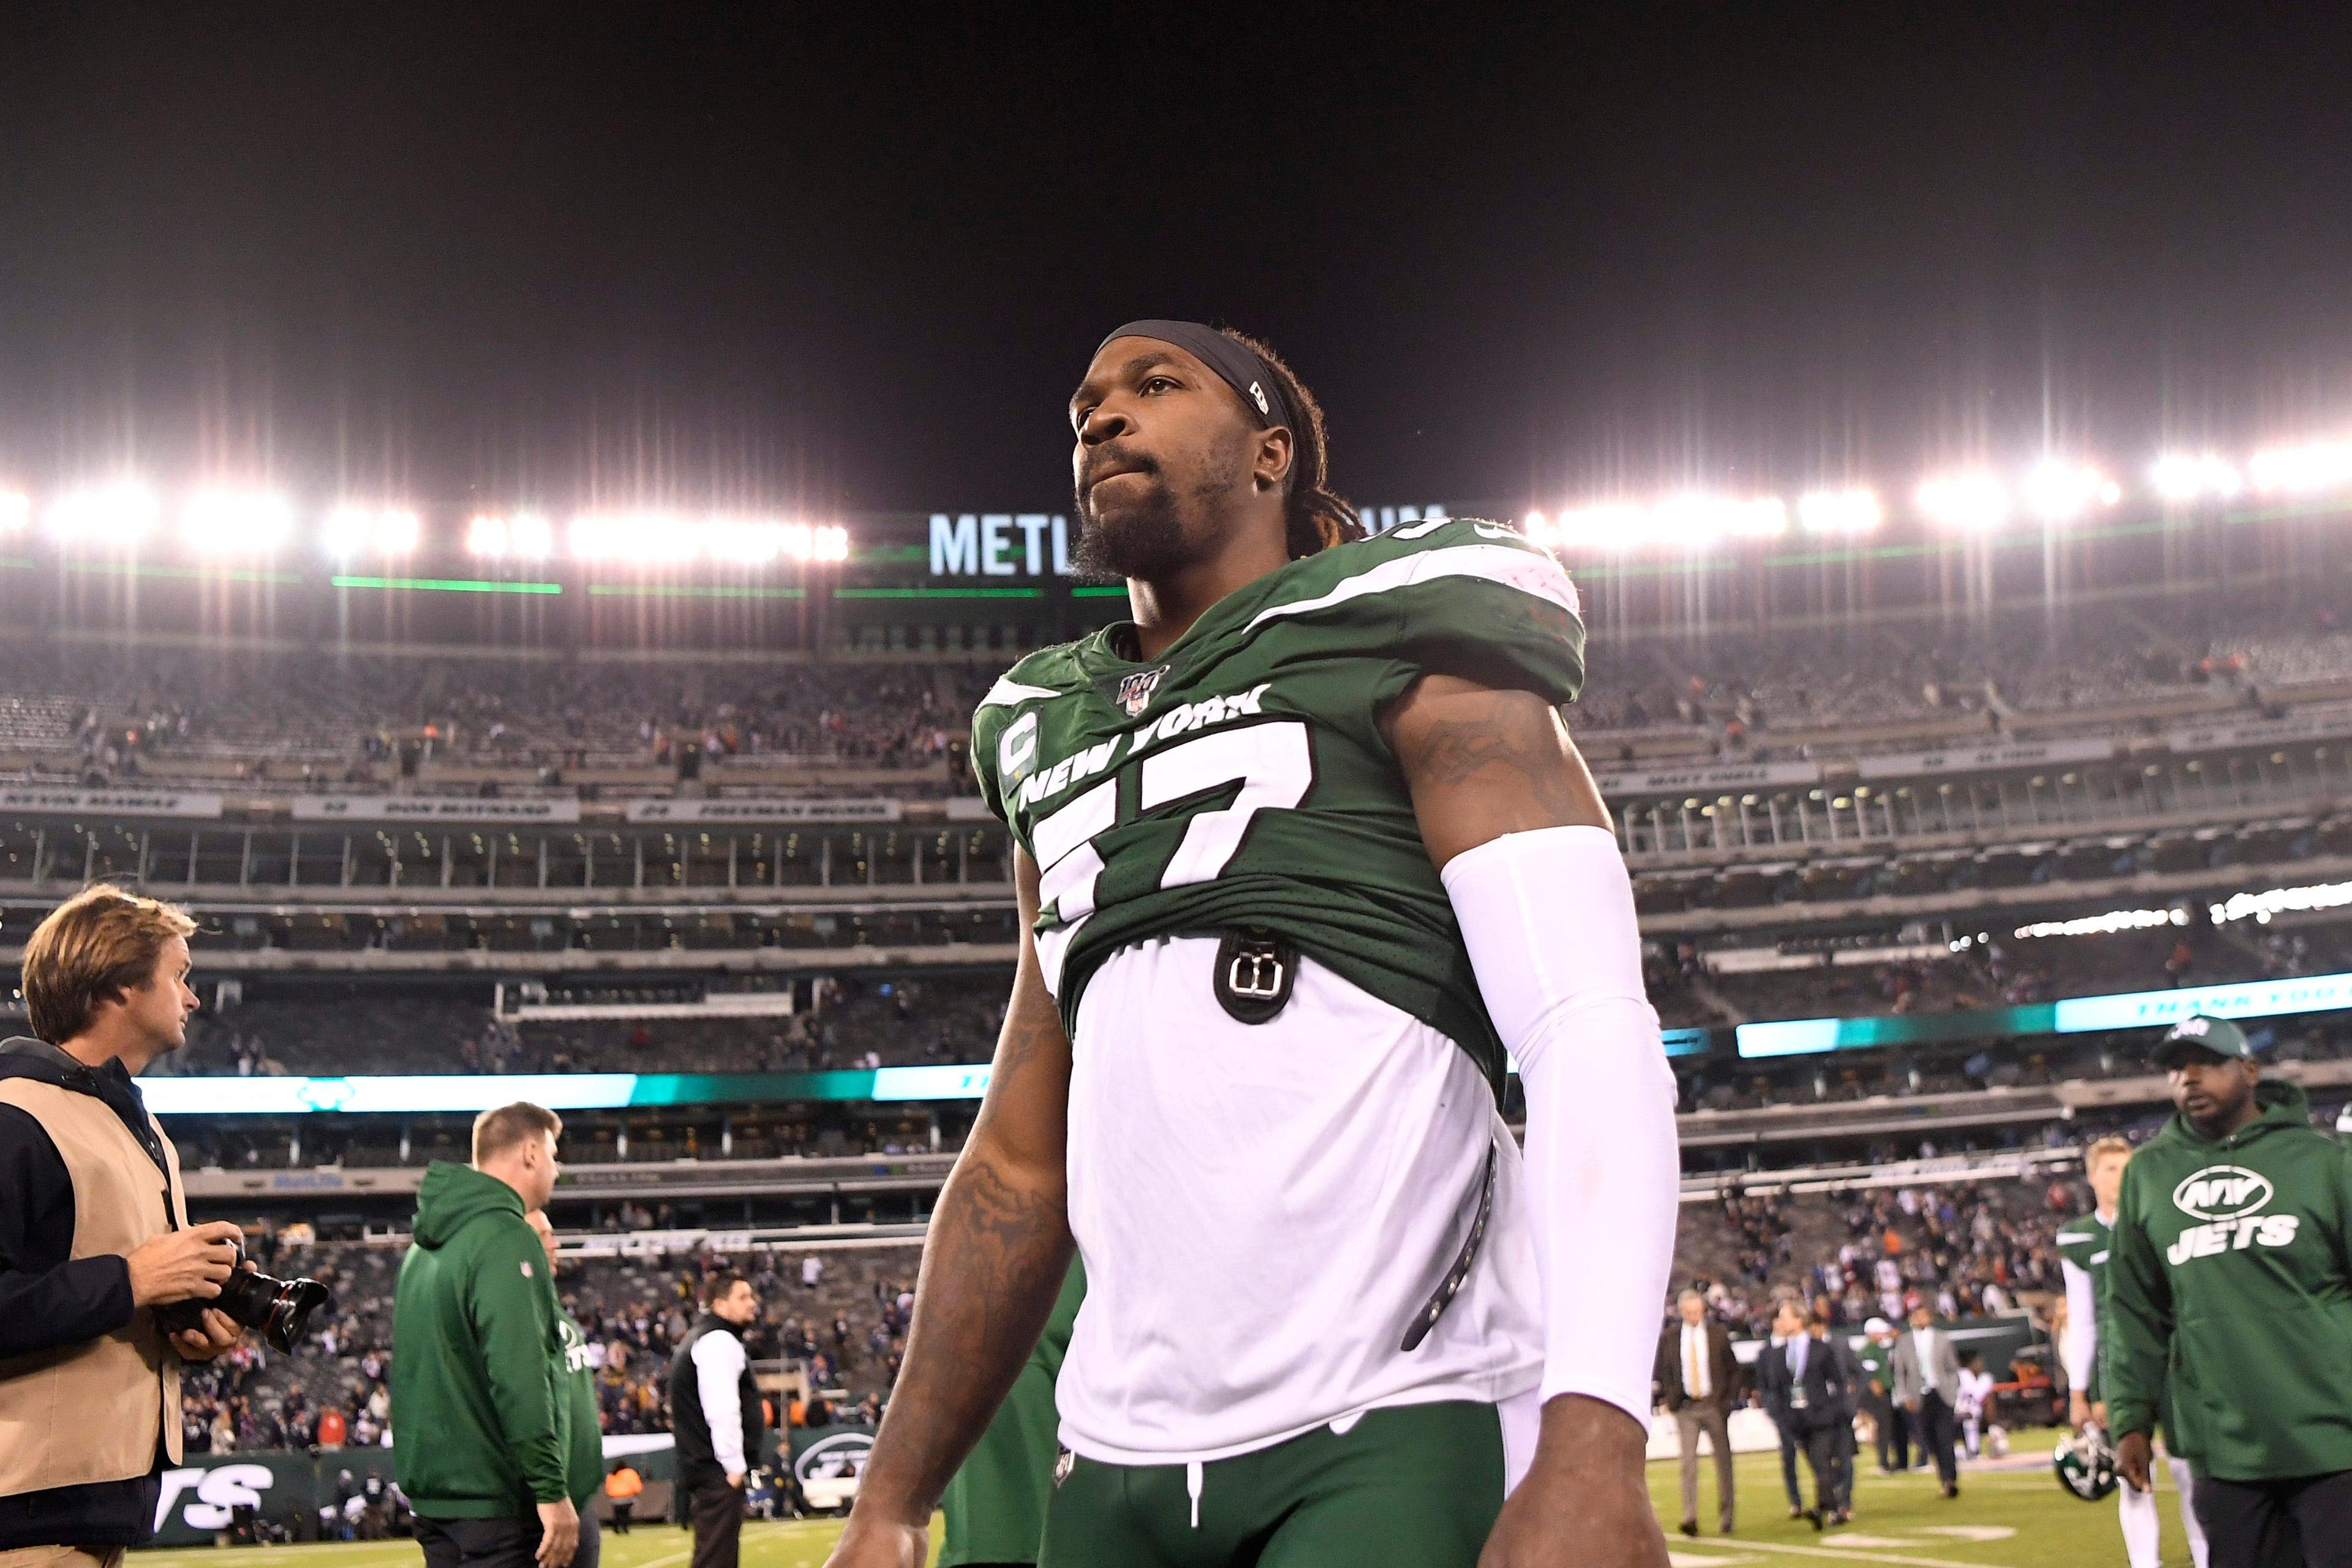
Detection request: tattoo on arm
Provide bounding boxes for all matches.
[852,848,1075,1525]
[1405,693,1591,821]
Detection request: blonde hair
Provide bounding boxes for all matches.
[19,884,197,1044]
[2085,1136,2133,1171]
[473,1101,564,1166]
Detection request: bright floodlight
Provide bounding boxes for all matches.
[1915,471,2010,532]
[1544,501,1649,551]
[2248,440,2352,496]
[1651,492,1787,546]
[181,488,296,553]
[1796,487,1883,535]
[2021,459,2122,524]
[2149,452,2243,505]
[45,480,160,547]
[0,489,28,533]
[467,511,552,559]
[323,504,421,558]
[569,511,849,565]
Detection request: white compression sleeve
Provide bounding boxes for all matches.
[1442,824,1681,1427]
[2060,1257,2098,1392]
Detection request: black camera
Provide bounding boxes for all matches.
[157,1264,331,1354]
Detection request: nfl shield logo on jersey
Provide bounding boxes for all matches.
[1115,666,1167,717]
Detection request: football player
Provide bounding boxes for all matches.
[2058,1135,2207,1568]
[826,321,1678,1568]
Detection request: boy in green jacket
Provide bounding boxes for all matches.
[2108,1016,2352,1568]
[391,1104,578,1568]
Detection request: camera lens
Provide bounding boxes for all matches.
[167,1268,332,1354]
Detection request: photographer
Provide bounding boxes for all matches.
[1,887,247,1567]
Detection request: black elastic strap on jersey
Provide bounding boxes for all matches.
[1401,1139,1498,1352]
[1098,319,1295,434]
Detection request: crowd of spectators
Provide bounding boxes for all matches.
[176,1229,921,1461]
[0,641,993,786]
[178,1169,2107,1460]
[4,591,2348,796]
[1676,1177,2069,1341]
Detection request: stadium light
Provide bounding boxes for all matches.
[181,487,296,553]
[2021,459,2122,525]
[2210,879,2352,926]
[1796,487,1883,535]
[1540,501,1648,551]
[2247,440,2352,496]
[569,511,850,565]
[323,503,421,559]
[1652,492,1787,545]
[45,479,160,548]
[2015,906,2188,940]
[1914,471,2010,532]
[2149,452,2243,505]
[467,511,554,560]
[0,488,28,533]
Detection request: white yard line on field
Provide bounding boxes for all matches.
[1700,1539,2001,1568]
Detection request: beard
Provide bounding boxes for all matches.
[1071,470,1194,582]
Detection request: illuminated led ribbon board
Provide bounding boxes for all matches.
[141,1037,1716,1116]
[1734,968,2352,1059]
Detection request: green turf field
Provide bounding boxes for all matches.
[132,1430,2201,1568]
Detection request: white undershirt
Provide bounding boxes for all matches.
[1057,937,1542,1466]
[692,1327,748,1474]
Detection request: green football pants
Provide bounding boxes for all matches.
[1039,1401,1507,1568]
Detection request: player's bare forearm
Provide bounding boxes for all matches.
[1483,1395,1664,1568]
[840,852,1076,1543]
[1381,674,1610,865]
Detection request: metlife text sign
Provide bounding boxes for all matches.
[930,513,1072,576]
[927,504,1457,577]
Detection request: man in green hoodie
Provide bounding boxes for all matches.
[529,1208,605,1568]
[391,1102,578,1568]
[2108,1016,2352,1568]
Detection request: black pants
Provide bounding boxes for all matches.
[1793,1422,1846,1513]
[1777,1429,1803,1509]
[416,1515,540,1568]
[688,1480,745,1568]
[609,1502,632,1534]
[1868,1392,1910,1471]
[2195,1468,2352,1568]
[1911,1393,1960,1488]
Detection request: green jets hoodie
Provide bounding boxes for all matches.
[390,1164,571,1517]
[2107,1080,2352,1481]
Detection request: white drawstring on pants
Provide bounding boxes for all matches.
[1186,1460,1204,1529]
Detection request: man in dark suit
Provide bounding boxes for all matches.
[1655,1289,1738,1537]
[1756,1305,1853,1529]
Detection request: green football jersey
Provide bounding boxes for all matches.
[968,516,1586,1096]
[2055,1211,2114,1394]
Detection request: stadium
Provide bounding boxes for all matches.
[6,444,2348,1566]
[9,12,2352,1568]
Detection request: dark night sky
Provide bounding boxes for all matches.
[2,4,2350,519]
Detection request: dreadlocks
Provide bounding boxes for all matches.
[1218,328,1365,559]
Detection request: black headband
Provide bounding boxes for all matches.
[1096,319,1296,434]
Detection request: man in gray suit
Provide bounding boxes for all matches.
[1891,1302,1962,1498]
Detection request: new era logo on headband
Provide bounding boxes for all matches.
[1248,380,1270,416]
